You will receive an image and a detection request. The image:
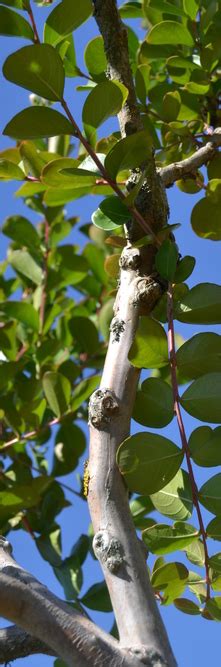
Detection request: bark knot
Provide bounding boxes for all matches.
[127,646,169,666]
[88,388,119,429]
[119,246,141,271]
[132,277,162,311]
[93,530,124,573]
[0,536,12,555]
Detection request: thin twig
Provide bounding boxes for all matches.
[27,4,40,43]
[167,283,211,600]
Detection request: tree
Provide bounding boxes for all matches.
[0,0,221,664]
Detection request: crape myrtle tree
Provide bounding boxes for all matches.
[0,0,221,664]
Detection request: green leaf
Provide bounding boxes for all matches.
[151,469,193,521]
[43,371,71,417]
[8,248,42,285]
[3,215,40,249]
[208,153,221,180]
[71,375,100,412]
[174,256,195,283]
[175,283,221,324]
[3,45,65,101]
[0,5,33,39]
[129,316,168,369]
[80,581,112,613]
[207,517,221,542]
[191,195,221,241]
[41,157,96,189]
[105,130,152,180]
[83,80,128,135]
[185,540,205,567]
[44,0,93,46]
[143,0,186,19]
[176,333,221,380]
[189,426,221,467]
[3,107,73,139]
[174,598,200,615]
[116,432,183,495]
[151,561,189,604]
[54,553,82,600]
[181,373,221,423]
[0,158,24,180]
[49,246,88,288]
[84,36,107,81]
[199,474,221,515]
[133,377,174,428]
[205,598,221,622]
[147,20,194,46]
[52,424,85,476]
[92,196,129,231]
[162,91,181,122]
[69,316,99,355]
[0,0,27,7]
[208,554,221,576]
[0,301,39,331]
[143,522,198,555]
[155,239,178,281]
[36,528,62,567]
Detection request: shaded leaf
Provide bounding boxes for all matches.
[71,375,100,412]
[0,301,39,331]
[43,371,71,417]
[174,598,200,615]
[174,256,195,283]
[83,80,128,133]
[181,373,221,423]
[207,517,221,542]
[199,474,221,515]
[175,283,221,324]
[133,377,174,428]
[44,0,93,46]
[189,426,221,467]
[3,107,73,139]
[3,44,65,101]
[80,581,112,613]
[0,5,33,39]
[176,333,221,380]
[117,432,183,495]
[155,239,178,281]
[105,131,152,180]
[52,423,86,476]
[92,196,129,230]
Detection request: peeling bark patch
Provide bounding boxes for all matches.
[128,646,169,666]
[110,317,125,342]
[132,278,162,310]
[93,530,124,573]
[89,388,119,429]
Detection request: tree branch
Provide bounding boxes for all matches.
[0,536,149,667]
[160,128,221,187]
[92,0,142,136]
[0,625,55,664]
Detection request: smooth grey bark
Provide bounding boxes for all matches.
[88,4,177,666]
[0,537,149,667]
[0,626,55,663]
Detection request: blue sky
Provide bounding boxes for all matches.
[0,3,221,666]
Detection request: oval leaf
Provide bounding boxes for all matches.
[199,474,221,515]
[83,80,128,133]
[116,432,183,495]
[189,426,221,467]
[155,239,178,281]
[175,283,221,324]
[133,377,174,428]
[3,44,65,101]
[147,20,194,46]
[143,522,198,555]
[44,0,93,46]
[151,469,193,521]
[176,333,221,380]
[105,130,152,180]
[0,5,33,39]
[3,107,73,139]
[181,373,221,423]
[43,371,71,417]
[129,316,168,369]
